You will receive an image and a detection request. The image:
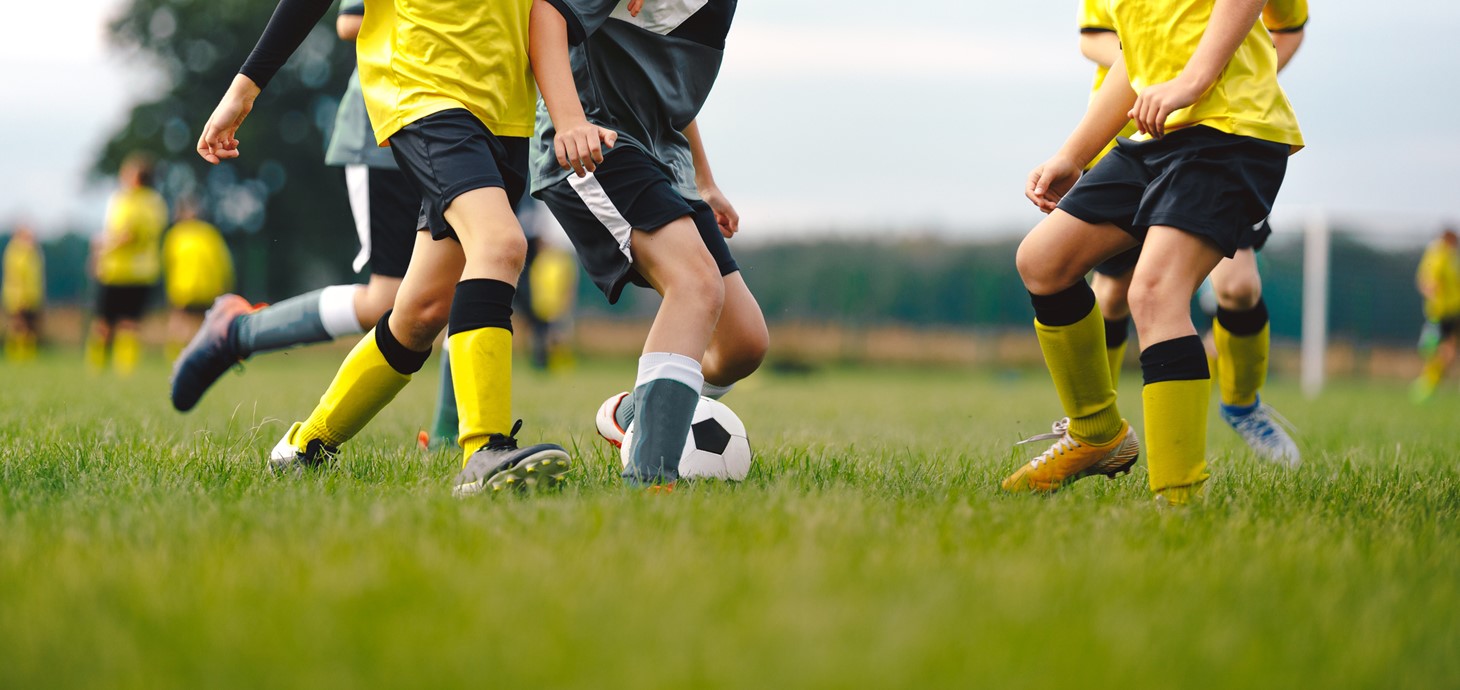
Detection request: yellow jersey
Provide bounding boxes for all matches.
[1418,240,1460,322]
[357,0,537,144]
[163,220,235,308]
[97,186,167,286]
[2,237,44,313]
[1102,0,1303,150]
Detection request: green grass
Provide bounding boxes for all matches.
[1,349,1458,689]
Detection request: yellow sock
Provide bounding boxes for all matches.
[1142,377,1211,493]
[17,332,37,361]
[1214,320,1269,407]
[1035,305,1123,445]
[4,337,18,361]
[447,326,514,464]
[1422,354,1447,388]
[85,336,108,372]
[297,328,413,448]
[1106,341,1127,383]
[113,330,140,376]
[164,340,183,363]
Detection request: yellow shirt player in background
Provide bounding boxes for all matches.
[1412,228,1460,403]
[1011,0,1302,505]
[1076,0,1307,468]
[163,197,234,360]
[2,223,45,361]
[89,152,167,375]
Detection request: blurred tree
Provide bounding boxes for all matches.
[93,0,357,302]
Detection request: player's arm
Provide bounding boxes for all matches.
[1026,56,1137,213]
[1129,0,1265,138]
[337,13,363,41]
[684,119,738,237]
[528,0,624,176]
[1079,29,1120,69]
[196,0,335,164]
[1271,28,1303,71]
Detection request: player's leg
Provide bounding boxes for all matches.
[623,215,724,485]
[1092,258,1135,381]
[1128,227,1225,504]
[276,230,456,464]
[86,289,115,371]
[111,289,147,376]
[1209,245,1299,465]
[1003,209,1141,493]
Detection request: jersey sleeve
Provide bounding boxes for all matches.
[1078,0,1115,33]
[1263,0,1309,33]
[544,0,621,45]
[238,0,337,89]
[339,1,365,17]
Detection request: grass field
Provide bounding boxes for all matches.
[2,348,1458,689]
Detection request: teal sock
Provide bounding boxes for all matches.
[232,285,361,357]
[623,353,703,485]
[431,348,458,442]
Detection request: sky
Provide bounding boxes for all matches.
[2,0,1459,241]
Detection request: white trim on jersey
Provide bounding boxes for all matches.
[567,171,635,263]
[609,0,709,35]
[343,164,372,274]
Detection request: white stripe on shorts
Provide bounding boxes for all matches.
[567,171,634,263]
[344,164,372,273]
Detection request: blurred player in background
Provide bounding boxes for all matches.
[170,1,424,414]
[1411,227,1460,403]
[196,0,570,495]
[88,152,167,376]
[1011,0,1303,504]
[1067,0,1305,467]
[531,0,768,489]
[2,222,45,361]
[162,197,234,360]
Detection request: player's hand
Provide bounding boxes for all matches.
[699,184,739,238]
[197,75,261,165]
[554,121,618,177]
[627,0,644,16]
[1025,156,1082,214]
[1129,75,1202,139]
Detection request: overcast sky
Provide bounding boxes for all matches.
[3,0,1458,241]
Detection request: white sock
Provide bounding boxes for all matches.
[636,352,704,391]
[701,381,735,399]
[319,284,365,338]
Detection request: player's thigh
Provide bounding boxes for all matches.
[630,216,721,295]
[1016,210,1136,293]
[443,187,526,266]
[1128,226,1224,341]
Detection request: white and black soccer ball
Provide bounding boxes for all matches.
[620,397,752,481]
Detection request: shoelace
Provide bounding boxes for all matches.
[481,419,525,452]
[1014,417,1078,468]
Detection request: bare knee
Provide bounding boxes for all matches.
[707,322,769,383]
[1213,272,1262,311]
[1092,273,1131,319]
[390,290,452,350]
[1016,236,1083,295]
[464,231,527,279]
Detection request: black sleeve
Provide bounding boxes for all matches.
[238,0,336,90]
[544,0,619,46]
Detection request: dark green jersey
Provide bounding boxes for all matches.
[531,0,736,198]
[323,2,397,169]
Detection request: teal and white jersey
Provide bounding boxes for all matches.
[323,2,397,170]
[531,0,736,199]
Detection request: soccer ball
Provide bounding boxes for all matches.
[620,397,752,481]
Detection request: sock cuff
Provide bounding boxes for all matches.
[449,279,514,336]
[636,352,704,391]
[1140,335,1209,385]
[1029,282,1096,328]
[1104,316,1131,348]
[1215,299,1269,336]
[320,285,365,338]
[375,311,431,375]
[702,381,735,399]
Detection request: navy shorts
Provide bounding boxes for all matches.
[343,165,419,278]
[1060,126,1288,258]
[96,285,151,323]
[387,109,529,242]
[535,146,739,304]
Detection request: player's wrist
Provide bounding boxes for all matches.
[228,73,262,102]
